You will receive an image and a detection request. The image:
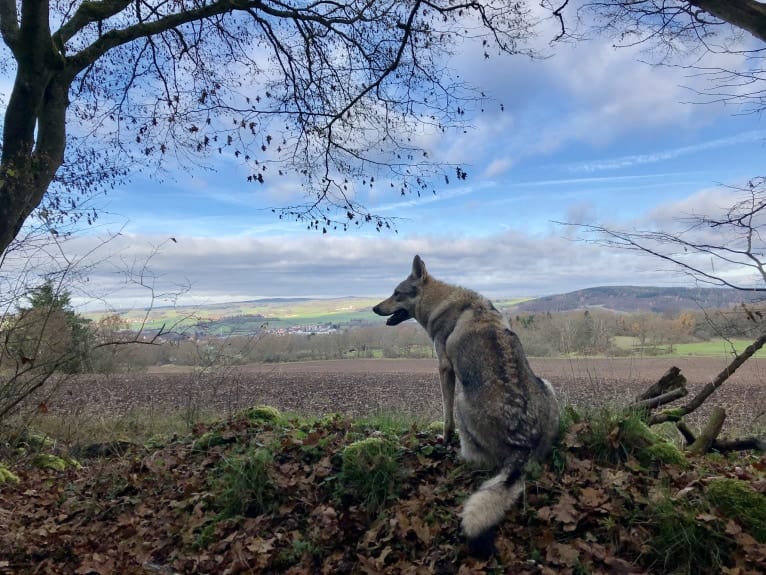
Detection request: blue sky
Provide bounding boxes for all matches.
[12,11,766,311]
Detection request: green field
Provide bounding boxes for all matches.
[613,336,766,358]
[84,297,386,331]
[83,296,537,332]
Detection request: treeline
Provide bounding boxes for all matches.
[92,324,434,371]
[511,306,760,357]
[6,282,762,376]
[85,304,766,371]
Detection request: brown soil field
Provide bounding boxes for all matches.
[47,357,766,434]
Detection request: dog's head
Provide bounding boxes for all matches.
[372,255,428,326]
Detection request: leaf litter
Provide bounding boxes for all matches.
[2,412,766,575]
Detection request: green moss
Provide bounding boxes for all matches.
[240,405,282,423]
[193,431,227,450]
[31,454,80,471]
[638,441,687,467]
[426,421,444,434]
[655,408,685,422]
[22,431,55,450]
[0,462,19,484]
[618,417,657,450]
[707,478,766,542]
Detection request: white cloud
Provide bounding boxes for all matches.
[483,157,515,178]
[440,11,754,171]
[567,130,766,173]
[52,224,701,312]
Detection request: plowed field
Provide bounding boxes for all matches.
[48,357,766,433]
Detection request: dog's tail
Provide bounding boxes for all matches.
[461,459,526,558]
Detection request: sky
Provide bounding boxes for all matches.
[7,7,766,312]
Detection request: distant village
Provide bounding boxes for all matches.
[129,313,365,343]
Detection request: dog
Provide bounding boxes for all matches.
[373,255,560,557]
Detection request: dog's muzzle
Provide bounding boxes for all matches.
[373,305,412,325]
[385,308,412,325]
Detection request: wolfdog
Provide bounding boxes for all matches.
[373,255,560,557]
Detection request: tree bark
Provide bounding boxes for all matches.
[692,0,766,44]
[632,366,688,412]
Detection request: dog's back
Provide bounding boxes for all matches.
[373,256,559,557]
[450,312,558,464]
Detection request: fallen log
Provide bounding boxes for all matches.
[635,366,686,402]
[687,407,726,455]
[676,419,766,453]
[632,387,688,411]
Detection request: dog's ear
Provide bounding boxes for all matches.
[411,255,427,280]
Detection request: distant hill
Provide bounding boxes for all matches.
[83,289,765,333]
[511,286,761,314]
[84,296,385,333]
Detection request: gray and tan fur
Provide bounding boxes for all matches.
[373,255,559,557]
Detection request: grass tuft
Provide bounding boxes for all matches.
[639,492,732,575]
[706,478,766,542]
[214,448,275,518]
[338,436,402,515]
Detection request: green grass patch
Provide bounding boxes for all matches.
[11,407,213,448]
[706,478,766,542]
[671,339,766,357]
[613,337,766,357]
[350,410,429,438]
[639,490,732,574]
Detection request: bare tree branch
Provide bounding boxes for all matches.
[0,1,543,254]
[561,1,766,112]
[650,331,766,424]
[687,405,726,454]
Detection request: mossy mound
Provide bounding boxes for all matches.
[239,405,282,423]
[31,454,80,471]
[638,440,687,467]
[426,421,444,434]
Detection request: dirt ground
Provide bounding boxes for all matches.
[44,357,766,434]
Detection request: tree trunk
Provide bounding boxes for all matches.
[692,0,766,44]
[0,0,70,254]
